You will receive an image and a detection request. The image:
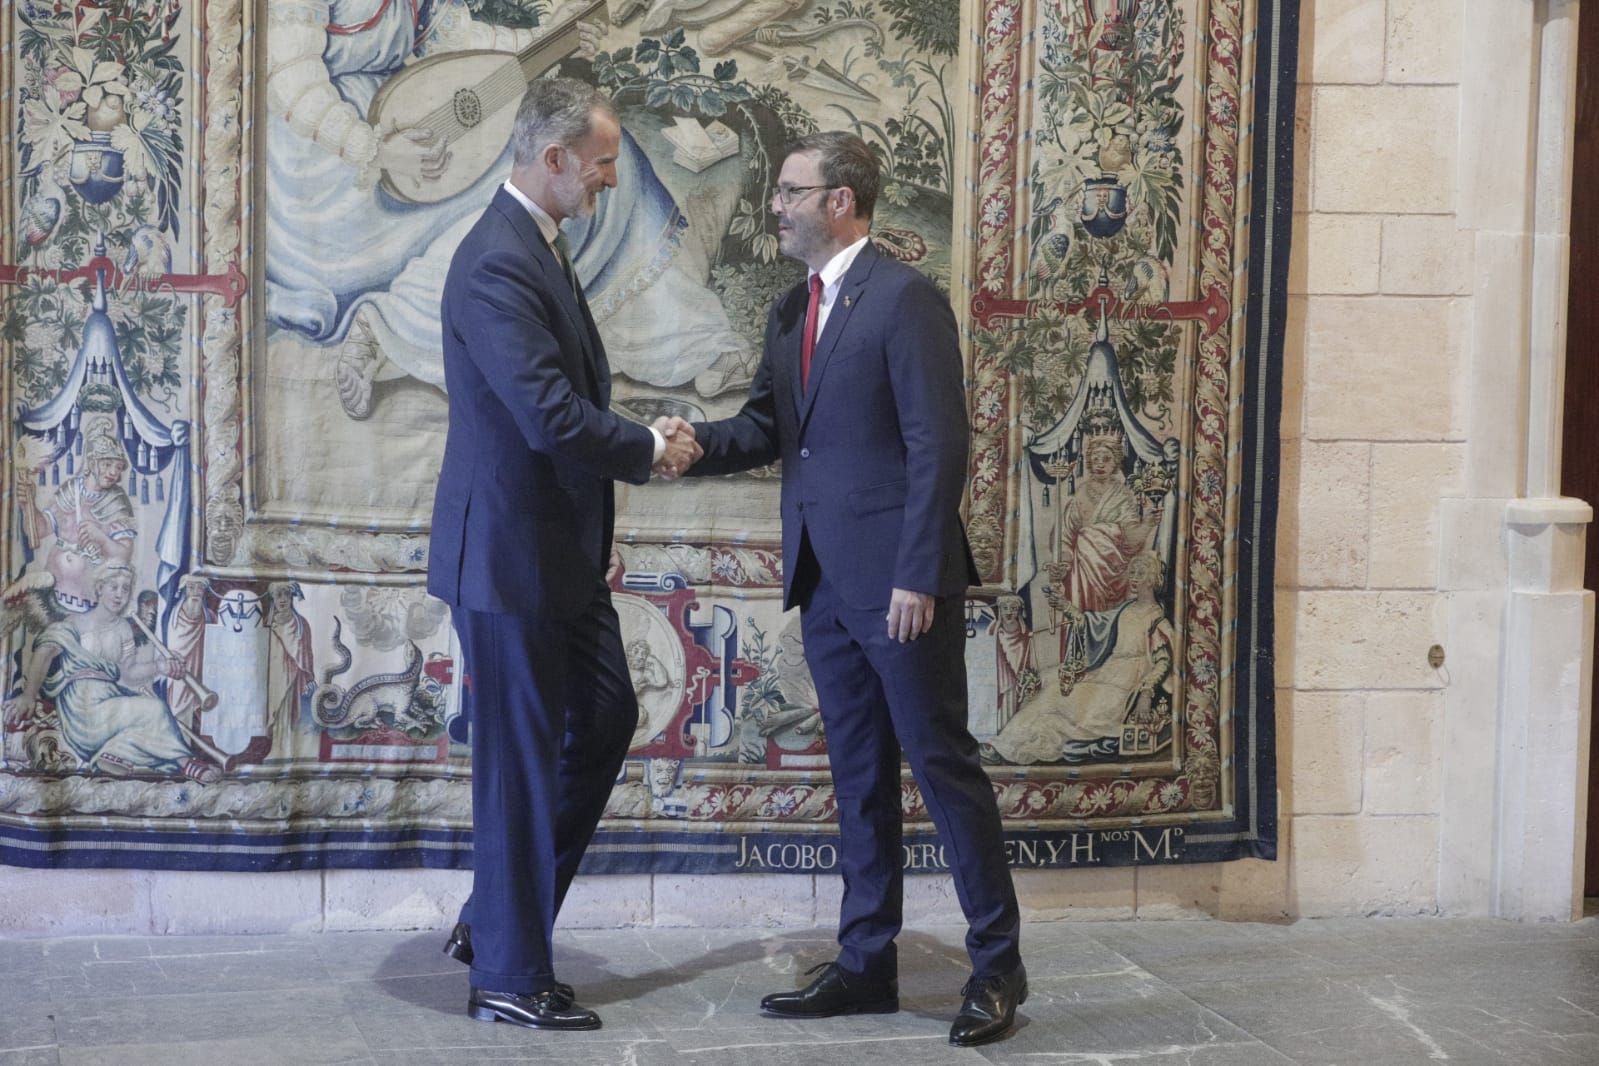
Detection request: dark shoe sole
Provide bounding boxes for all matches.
[443,941,471,965]
[760,998,899,1019]
[468,1004,602,1031]
[950,1022,1014,1048]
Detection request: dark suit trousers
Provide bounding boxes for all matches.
[452,583,638,991]
[798,555,1022,980]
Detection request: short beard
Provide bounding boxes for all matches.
[557,171,594,220]
[779,214,825,264]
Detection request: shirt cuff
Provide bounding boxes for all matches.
[648,425,666,463]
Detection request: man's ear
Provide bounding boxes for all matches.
[833,187,855,219]
[542,142,566,174]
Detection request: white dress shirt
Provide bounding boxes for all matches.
[501,179,559,245]
[808,235,871,339]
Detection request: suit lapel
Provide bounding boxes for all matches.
[492,189,602,396]
[799,241,880,430]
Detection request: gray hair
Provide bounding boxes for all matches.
[786,130,881,219]
[511,77,617,167]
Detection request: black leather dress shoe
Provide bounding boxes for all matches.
[760,962,899,1018]
[949,963,1027,1046]
[468,986,601,1031]
[445,924,577,1001]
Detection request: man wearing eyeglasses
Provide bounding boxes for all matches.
[428,77,701,1034]
[683,131,1026,1047]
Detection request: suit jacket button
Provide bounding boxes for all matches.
[800,447,811,459]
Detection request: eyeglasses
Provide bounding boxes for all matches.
[770,183,838,206]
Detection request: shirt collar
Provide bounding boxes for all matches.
[502,180,560,246]
[809,235,871,291]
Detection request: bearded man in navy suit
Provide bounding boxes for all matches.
[428,78,700,1032]
[685,131,1026,1047]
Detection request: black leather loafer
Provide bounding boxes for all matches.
[444,923,574,1000]
[760,961,899,1018]
[467,986,601,1031]
[949,963,1027,1046]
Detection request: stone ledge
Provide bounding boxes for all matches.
[1504,496,1593,527]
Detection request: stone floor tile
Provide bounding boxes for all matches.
[312,932,467,984]
[1006,985,1259,1057]
[978,1036,1295,1065]
[1178,970,1599,1066]
[0,1051,61,1066]
[370,1035,683,1065]
[57,1036,373,1066]
[0,1002,56,1062]
[682,1036,978,1065]
[51,987,366,1052]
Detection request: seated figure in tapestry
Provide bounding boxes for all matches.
[983,551,1174,765]
[265,0,754,421]
[3,561,222,785]
[1046,434,1159,615]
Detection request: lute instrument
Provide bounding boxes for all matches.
[368,0,608,205]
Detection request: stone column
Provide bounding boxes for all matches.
[1492,1,1593,922]
[1441,0,1594,920]
[1496,499,1594,920]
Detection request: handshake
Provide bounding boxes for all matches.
[650,416,703,480]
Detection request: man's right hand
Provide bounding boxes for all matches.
[652,417,702,480]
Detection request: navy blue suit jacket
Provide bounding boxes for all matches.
[690,241,980,611]
[429,187,654,618]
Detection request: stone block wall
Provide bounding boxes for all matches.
[1276,0,1468,917]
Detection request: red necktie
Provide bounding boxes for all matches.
[800,273,823,390]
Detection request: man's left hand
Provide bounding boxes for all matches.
[886,588,935,643]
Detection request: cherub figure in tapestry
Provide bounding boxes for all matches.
[625,630,688,751]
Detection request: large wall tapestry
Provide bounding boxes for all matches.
[1,0,1290,871]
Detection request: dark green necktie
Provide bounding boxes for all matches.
[552,232,581,299]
